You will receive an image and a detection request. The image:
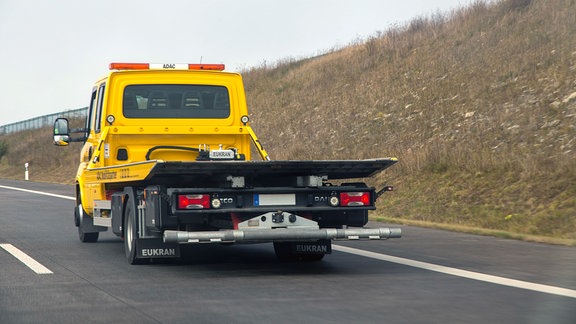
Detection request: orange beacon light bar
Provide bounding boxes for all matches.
[109,63,225,71]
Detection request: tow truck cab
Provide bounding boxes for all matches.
[60,63,261,214]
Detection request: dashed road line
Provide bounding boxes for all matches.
[0,243,53,274]
[334,244,576,299]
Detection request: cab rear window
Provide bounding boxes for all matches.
[123,85,230,118]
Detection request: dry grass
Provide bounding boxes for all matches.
[243,0,576,239]
[0,120,83,184]
[1,0,575,240]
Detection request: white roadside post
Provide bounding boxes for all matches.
[25,162,29,181]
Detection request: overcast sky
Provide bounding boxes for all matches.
[0,0,477,125]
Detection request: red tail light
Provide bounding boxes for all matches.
[178,194,211,209]
[340,192,371,206]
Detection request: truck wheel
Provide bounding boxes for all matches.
[273,242,325,262]
[74,204,80,227]
[124,197,143,264]
[76,203,99,243]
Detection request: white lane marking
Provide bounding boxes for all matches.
[333,244,576,299]
[3,183,574,296]
[0,184,74,200]
[1,243,53,274]
[0,184,70,275]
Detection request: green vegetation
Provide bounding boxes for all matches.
[0,139,8,160]
[1,0,574,244]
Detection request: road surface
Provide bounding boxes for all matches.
[1,179,575,323]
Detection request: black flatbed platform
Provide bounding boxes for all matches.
[148,158,398,180]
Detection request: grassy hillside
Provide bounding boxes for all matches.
[1,0,574,243]
[242,0,576,243]
[0,122,82,183]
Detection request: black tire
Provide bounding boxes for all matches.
[273,242,325,262]
[74,204,80,227]
[76,202,99,243]
[124,197,143,265]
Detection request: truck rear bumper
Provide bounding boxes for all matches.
[163,227,401,244]
[164,212,401,244]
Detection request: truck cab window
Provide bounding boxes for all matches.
[94,84,106,133]
[85,88,97,136]
[123,85,230,119]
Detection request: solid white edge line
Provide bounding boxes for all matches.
[0,243,53,274]
[333,244,576,299]
[0,184,74,200]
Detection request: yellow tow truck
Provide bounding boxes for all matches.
[53,62,400,264]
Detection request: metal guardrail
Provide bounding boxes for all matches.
[0,107,88,134]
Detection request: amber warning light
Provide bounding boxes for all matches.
[109,63,225,71]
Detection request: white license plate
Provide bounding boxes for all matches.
[209,149,235,159]
[254,194,296,206]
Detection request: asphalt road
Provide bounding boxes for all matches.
[1,179,575,323]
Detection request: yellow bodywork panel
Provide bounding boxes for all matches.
[76,67,267,214]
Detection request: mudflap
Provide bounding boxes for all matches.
[291,240,332,255]
[274,239,331,262]
[136,238,181,259]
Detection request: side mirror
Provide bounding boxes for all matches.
[53,118,70,146]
